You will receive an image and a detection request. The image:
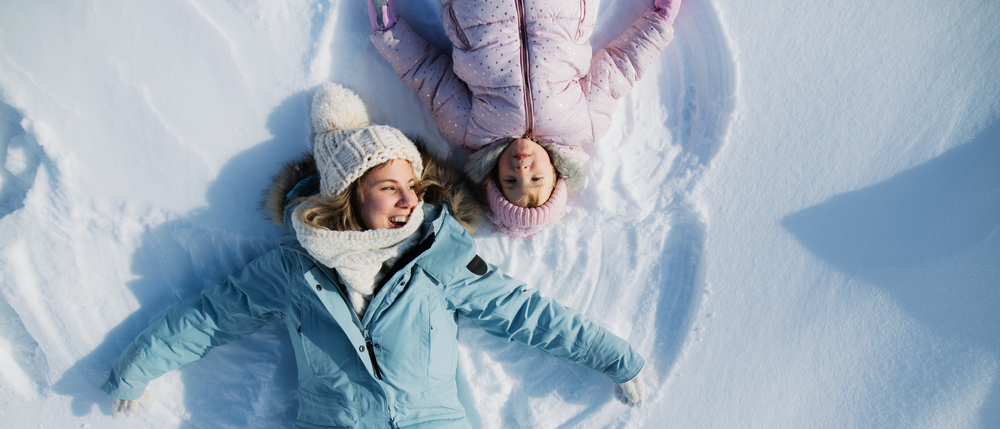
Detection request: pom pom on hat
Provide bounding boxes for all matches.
[487,179,568,239]
[311,83,423,198]
[312,82,372,133]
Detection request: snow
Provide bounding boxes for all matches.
[0,0,997,427]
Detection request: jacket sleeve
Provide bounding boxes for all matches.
[440,255,644,384]
[582,9,675,141]
[370,19,473,147]
[100,249,294,400]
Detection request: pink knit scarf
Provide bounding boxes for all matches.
[487,179,568,239]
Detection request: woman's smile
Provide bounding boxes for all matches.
[360,159,419,230]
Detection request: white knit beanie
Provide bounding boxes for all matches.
[311,82,423,198]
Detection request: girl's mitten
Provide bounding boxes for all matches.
[653,0,682,26]
[367,0,398,32]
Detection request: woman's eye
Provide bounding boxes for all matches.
[503,179,516,184]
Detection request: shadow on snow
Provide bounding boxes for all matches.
[783,119,1000,428]
[52,91,313,428]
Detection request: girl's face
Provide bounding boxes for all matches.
[359,159,419,230]
[497,138,556,207]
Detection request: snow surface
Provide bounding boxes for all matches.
[0,0,997,427]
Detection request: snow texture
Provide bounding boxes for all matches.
[0,0,997,428]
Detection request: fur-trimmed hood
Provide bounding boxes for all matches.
[263,137,484,235]
[462,138,588,196]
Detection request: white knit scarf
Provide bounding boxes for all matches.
[292,201,424,317]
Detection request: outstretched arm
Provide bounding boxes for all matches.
[369,17,474,148]
[441,252,645,387]
[101,250,291,404]
[582,2,679,140]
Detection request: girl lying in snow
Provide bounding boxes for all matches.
[102,83,646,427]
[367,0,681,238]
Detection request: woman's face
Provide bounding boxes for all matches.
[359,159,419,230]
[497,138,556,207]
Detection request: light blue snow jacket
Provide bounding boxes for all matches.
[101,175,644,428]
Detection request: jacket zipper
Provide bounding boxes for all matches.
[514,0,534,138]
[284,225,436,384]
[312,262,386,380]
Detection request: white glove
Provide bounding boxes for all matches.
[111,391,151,418]
[614,372,646,407]
[112,398,138,418]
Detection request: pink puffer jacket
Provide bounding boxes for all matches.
[371,0,674,190]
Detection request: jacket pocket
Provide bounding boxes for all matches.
[298,302,361,379]
[427,308,459,385]
[296,388,359,428]
[393,380,466,427]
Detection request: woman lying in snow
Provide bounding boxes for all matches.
[367,0,681,238]
[102,83,646,427]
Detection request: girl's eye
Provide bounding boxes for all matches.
[503,179,516,184]
[531,177,542,182]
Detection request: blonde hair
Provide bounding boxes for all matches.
[300,179,366,231]
[299,160,442,231]
[513,189,544,208]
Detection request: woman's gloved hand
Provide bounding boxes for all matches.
[653,0,682,26]
[366,0,397,32]
[111,391,151,418]
[614,371,646,407]
[112,398,138,418]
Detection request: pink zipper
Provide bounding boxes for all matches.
[514,0,534,139]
